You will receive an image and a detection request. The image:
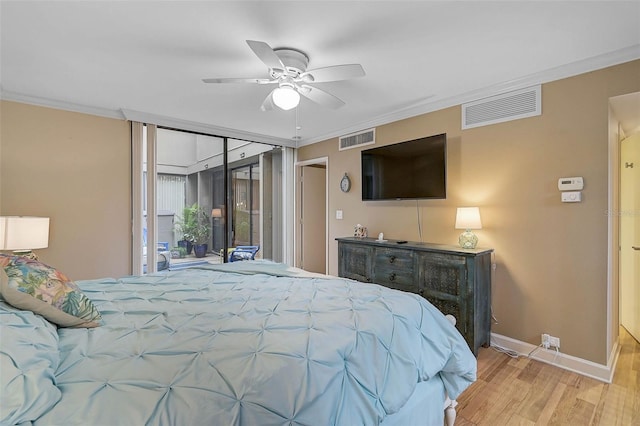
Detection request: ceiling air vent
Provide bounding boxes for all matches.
[462,85,541,130]
[339,128,375,151]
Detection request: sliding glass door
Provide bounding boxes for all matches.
[132,125,284,273]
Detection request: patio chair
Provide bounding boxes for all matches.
[228,245,260,262]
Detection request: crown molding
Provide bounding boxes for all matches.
[2,44,638,149]
[120,109,294,147]
[297,44,640,147]
[0,91,294,148]
[0,90,126,120]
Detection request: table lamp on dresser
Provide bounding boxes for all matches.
[455,207,482,249]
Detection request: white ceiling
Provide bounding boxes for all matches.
[1,1,639,147]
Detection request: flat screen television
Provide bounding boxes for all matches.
[361,133,447,200]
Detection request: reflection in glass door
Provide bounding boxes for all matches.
[231,163,260,248]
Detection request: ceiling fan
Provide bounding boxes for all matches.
[202,40,365,111]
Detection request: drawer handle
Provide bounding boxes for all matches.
[366,277,372,283]
[389,255,396,264]
[389,273,396,281]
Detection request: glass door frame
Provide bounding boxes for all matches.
[131,122,292,274]
[132,123,230,274]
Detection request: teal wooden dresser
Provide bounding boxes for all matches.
[336,237,493,355]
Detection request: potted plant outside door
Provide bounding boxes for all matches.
[192,206,212,258]
[175,204,199,254]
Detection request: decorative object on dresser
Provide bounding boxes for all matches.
[353,223,368,238]
[455,207,482,249]
[0,216,50,260]
[336,236,493,355]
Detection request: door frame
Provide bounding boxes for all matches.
[619,132,639,342]
[295,157,329,273]
[607,91,640,366]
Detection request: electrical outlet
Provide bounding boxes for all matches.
[541,333,560,349]
[541,333,550,348]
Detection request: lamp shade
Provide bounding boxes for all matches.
[455,207,482,230]
[0,216,50,250]
[272,86,300,110]
[211,208,222,218]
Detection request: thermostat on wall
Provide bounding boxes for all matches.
[558,177,584,191]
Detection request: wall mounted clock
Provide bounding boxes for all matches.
[340,173,351,193]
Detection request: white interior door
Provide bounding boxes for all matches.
[620,133,640,343]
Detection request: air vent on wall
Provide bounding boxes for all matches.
[462,85,541,129]
[339,128,375,151]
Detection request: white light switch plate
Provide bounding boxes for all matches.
[336,210,343,219]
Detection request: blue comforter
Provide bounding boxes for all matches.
[34,261,476,425]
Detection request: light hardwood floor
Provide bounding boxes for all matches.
[455,328,639,425]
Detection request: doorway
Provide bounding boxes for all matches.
[610,91,640,344]
[620,132,639,343]
[296,158,328,274]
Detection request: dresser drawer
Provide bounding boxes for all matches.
[373,248,415,289]
[375,248,413,268]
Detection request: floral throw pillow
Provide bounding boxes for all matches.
[0,254,102,328]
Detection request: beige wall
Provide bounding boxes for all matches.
[0,60,637,364]
[297,60,640,365]
[1,101,131,280]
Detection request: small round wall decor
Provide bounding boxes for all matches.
[340,173,351,193]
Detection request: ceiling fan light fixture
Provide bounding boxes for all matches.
[203,40,362,110]
[272,86,300,110]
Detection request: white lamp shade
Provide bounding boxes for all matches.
[455,207,482,230]
[272,86,300,110]
[0,216,50,250]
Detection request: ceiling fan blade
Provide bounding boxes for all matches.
[246,40,285,71]
[299,85,345,109]
[202,77,275,84]
[260,90,276,111]
[299,64,365,83]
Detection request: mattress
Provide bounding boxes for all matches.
[2,260,476,425]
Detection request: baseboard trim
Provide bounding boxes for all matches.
[490,333,621,383]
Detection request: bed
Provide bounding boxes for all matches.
[1,256,476,425]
